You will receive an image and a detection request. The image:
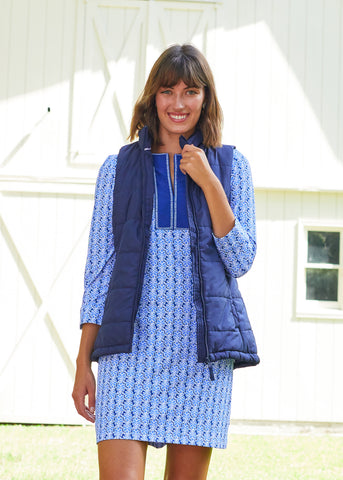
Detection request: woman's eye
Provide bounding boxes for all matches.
[186,90,198,95]
[161,89,172,95]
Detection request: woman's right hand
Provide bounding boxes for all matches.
[72,324,100,422]
[72,362,96,423]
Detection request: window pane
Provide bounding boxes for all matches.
[306,268,338,301]
[307,231,340,264]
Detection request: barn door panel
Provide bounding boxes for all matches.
[70,1,148,165]
[145,2,219,78]
[0,190,92,423]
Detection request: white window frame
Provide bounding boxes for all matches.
[296,220,343,320]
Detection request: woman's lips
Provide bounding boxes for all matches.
[167,113,189,122]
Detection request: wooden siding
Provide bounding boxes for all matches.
[0,191,93,423]
[0,0,342,425]
[0,0,86,424]
[218,0,343,191]
[232,190,343,423]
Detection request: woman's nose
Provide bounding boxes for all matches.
[172,94,185,109]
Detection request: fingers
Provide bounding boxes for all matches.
[180,145,206,171]
[180,145,198,172]
[181,143,199,156]
[72,370,96,423]
[181,144,205,164]
[182,143,196,151]
[72,389,90,422]
[180,145,212,188]
[72,389,87,421]
[85,406,96,423]
[73,391,96,423]
[87,386,96,422]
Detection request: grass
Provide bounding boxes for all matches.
[0,425,342,479]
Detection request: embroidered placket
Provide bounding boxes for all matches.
[153,153,188,229]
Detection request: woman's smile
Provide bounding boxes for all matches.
[168,113,189,122]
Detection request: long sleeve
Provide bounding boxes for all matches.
[80,155,117,326]
[213,149,256,278]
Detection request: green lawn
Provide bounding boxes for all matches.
[0,425,342,479]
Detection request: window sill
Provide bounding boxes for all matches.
[296,308,343,321]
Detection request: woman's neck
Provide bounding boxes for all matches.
[152,141,181,155]
[152,131,183,155]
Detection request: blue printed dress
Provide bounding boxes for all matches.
[80,149,256,449]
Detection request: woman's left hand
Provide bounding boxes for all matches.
[180,144,215,190]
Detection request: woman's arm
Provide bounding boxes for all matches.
[72,155,117,421]
[211,149,256,277]
[180,145,256,277]
[80,155,117,327]
[201,174,235,238]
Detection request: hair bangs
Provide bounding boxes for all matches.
[156,55,206,90]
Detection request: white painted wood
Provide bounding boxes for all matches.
[220,0,343,191]
[321,0,341,160]
[70,0,219,165]
[0,188,94,422]
[278,193,301,421]
[232,190,343,424]
[1,0,343,426]
[70,1,149,164]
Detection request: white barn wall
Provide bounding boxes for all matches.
[0,0,342,425]
[231,190,343,423]
[1,0,77,176]
[218,0,343,191]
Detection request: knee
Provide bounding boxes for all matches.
[100,470,139,480]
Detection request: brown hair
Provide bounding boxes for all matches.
[129,44,223,148]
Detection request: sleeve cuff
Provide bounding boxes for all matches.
[212,219,256,278]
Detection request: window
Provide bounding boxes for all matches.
[297,222,343,320]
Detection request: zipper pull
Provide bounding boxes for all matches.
[208,361,215,381]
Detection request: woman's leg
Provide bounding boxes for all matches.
[98,439,148,480]
[163,444,212,480]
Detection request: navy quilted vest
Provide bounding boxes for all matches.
[91,126,260,370]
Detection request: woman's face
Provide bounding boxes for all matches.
[155,80,205,141]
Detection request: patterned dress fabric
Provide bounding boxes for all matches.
[80,149,256,449]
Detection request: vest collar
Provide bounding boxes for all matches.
[138,126,153,151]
[179,129,204,149]
[137,126,204,151]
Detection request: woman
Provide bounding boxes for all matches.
[72,44,259,480]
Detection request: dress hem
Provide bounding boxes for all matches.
[96,433,228,450]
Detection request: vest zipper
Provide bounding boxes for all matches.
[188,180,215,381]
